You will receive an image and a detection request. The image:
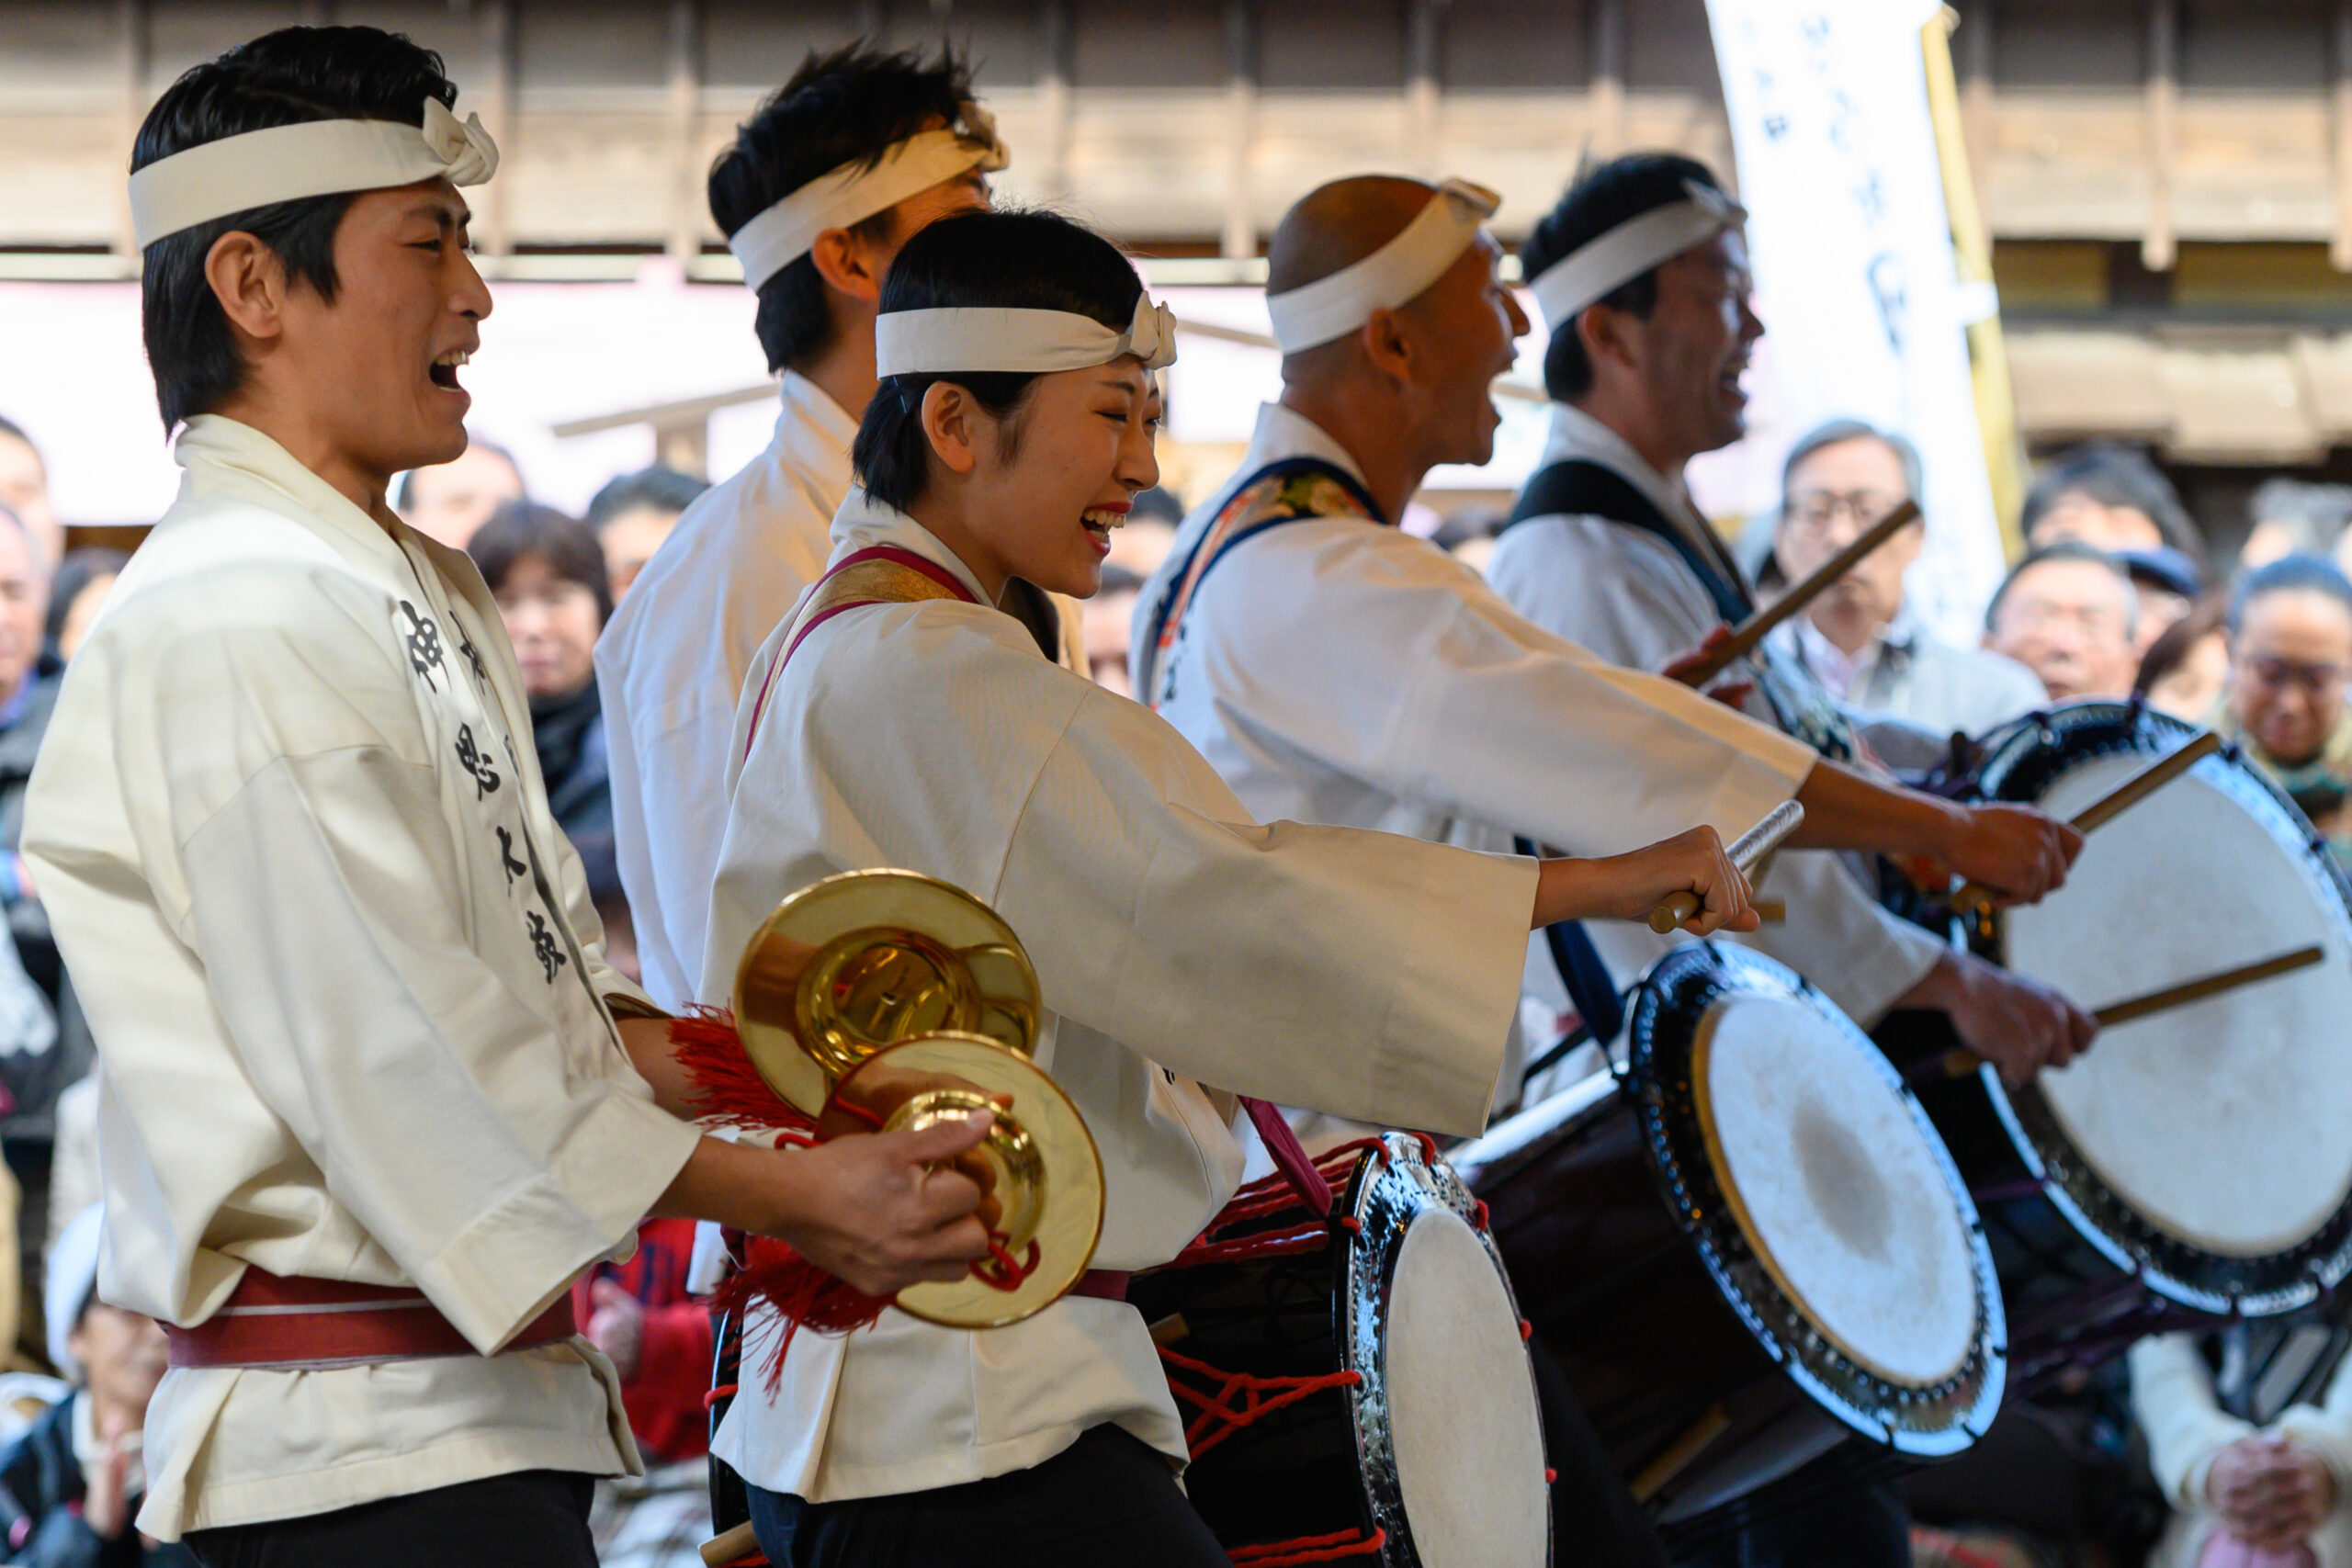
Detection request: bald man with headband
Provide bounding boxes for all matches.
[1134,174,2086,1564]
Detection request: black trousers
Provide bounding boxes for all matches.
[747,1425,1234,1568]
[186,1470,595,1568]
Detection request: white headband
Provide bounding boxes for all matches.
[875,293,1178,376]
[129,97,500,250]
[727,119,1011,294]
[1264,177,1501,354]
[1528,178,1747,330]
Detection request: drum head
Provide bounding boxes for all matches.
[2008,753,2352,1258]
[1695,993,1978,1389]
[1385,1207,1550,1568]
[1629,943,2004,1456]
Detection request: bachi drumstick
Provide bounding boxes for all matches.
[1950,731,2223,916]
[1675,500,1923,688]
[1647,801,1805,934]
[2088,944,2325,1028]
[701,1524,762,1567]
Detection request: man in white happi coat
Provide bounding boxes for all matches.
[598,43,1077,1012]
[19,29,998,1563]
[1136,175,2093,1110]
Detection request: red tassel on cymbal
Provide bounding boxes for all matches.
[671,1005,818,1139]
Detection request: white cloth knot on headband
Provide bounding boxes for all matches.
[129,95,502,249]
[874,291,1179,377]
[1527,177,1747,332]
[1264,176,1502,355]
[727,111,1012,294]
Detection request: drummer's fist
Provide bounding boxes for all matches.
[2209,1434,2335,1548]
[1533,826,1759,935]
[778,1113,998,1296]
[1939,804,2083,905]
[1917,951,2097,1084]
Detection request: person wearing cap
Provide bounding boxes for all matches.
[2117,544,2205,657]
[1133,172,2088,1112]
[18,27,1006,1562]
[1764,419,2045,739]
[0,1206,195,1567]
[596,42,1051,1017]
[705,204,1768,1568]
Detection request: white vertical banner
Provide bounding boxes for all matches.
[1695,0,2004,642]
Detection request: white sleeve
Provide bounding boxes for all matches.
[1486,515,1724,676]
[2130,1333,2256,1511]
[2270,1337,2352,1511]
[989,691,1537,1138]
[1200,531,1815,857]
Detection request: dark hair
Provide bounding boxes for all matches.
[1984,539,2138,633]
[0,416,31,454]
[394,441,522,514]
[586,466,707,528]
[466,501,613,626]
[2020,443,2205,560]
[46,548,131,649]
[852,210,1144,513]
[2229,552,2352,635]
[1520,152,1726,402]
[2134,591,2227,698]
[131,27,459,431]
[710,42,983,378]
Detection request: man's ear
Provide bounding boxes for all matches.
[808,222,889,305]
[1576,301,1642,381]
[1356,306,1416,389]
[921,381,982,477]
[204,231,290,347]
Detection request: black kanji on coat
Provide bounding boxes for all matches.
[400,601,445,690]
[455,724,501,799]
[526,910,569,983]
[494,825,529,887]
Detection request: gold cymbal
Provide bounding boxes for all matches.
[732,869,1044,1116]
[837,1032,1105,1330]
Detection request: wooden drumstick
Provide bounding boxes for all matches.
[1940,944,2329,1077]
[1950,731,2223,916]
[1647,801,1806,934]
[2089,944,2326,1028]
[1676,500,1923,688]
[701,1523,761,1567]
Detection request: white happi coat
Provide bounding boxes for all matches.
[1483,402,1947,1026]
[22,417,700,1539]
[1132,404,1819,1078]
[704,491,1533,1504]
[595,372,856,1010]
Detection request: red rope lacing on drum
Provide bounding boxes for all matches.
[1226,1526,1388,1564]
[1150,1137,1442,1567]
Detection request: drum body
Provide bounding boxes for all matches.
[1454,944,2005,1526]
[1947,701,2352,1345]
[1126,1134,1551,1568]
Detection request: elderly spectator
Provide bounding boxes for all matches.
[1984,542,2143,703]
[2137,593,2232,724]
[0,1207,196,1567]
[43,552,128,668]
[1765,419,2045,738]
[2216,556,2352,864]
[0,422,62,570]
[0,509,77,1351]
[466,502,615,870]
[394,439,524,550]
[586,468,707,604]
[2022,442,2206,563]
[2132,1329,2352,1568]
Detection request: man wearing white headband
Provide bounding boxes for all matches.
[1483,152,2100,1568]
[20,28,999,1564]
[598,42,1052,1018]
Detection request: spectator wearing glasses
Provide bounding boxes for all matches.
[1766,420,2044,739]
[1984,542,2143,704]
[2217,554,2352,866]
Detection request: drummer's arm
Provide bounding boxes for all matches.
[1786,759,2084,902]
[1530,830,1760,936]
